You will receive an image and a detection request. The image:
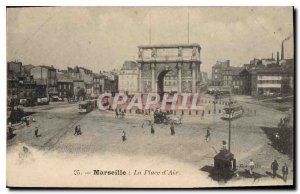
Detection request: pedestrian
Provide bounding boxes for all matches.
[254,109,256,116]
[150,123,155,134]
[249,159,255,176]
[282,163,289,182]
[170,123,175,135]
[34,126,41,137]
[77,124,82,135]
[271,160,279,178]
[115,109,119,118]
[74,125,78,135]
[222,140,227,150]
[122,130,126,142]
[205,128,211,142]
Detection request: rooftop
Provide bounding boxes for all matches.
[222,67,246,75]
[251,66,284,74]
[121,61,138,70]
[39,65,56,70]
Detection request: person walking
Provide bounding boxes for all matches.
[205,128,211,142]
[34,126,41,137]
[115,109,119,118]
[249,159,255,176]
[77,124,82,135]
[150,123,155,134]
[122,130,126,142]
[271,160,279,178]
[170,123,175,135]
[282,163,289,182]
[74,125,78,135]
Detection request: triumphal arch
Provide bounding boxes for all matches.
[136,44,202,94]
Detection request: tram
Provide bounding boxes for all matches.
[78,100,94,114]
[221,104,243,120]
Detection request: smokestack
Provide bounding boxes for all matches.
[272,52,274,59]
[281,41,284,60]
[277,51,279,64]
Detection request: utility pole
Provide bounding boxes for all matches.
[228,92,232,152]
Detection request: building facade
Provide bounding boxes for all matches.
[30,65,58,98]
[222,67,251,95]
[118,61,139,94]
[57,73,74,101]
[92,74,105,97]
[73,80,86,101]
[211,60,230,86]
[250,67,283,96]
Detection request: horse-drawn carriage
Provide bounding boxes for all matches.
[154,110,182,125]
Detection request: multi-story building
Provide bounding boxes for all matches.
[7,61,22,74]
[30,65,58,99]
[118,61,139,95]
[57,72,74,101]
[250,66,283,96]
[7,61,37,106]
[222,67,251,95]
[211,60,230,86]
[66,66,94,99]
[7,72,19,107]
[99,71,118,94]
[92,74,105,97]
[73,79,86,101]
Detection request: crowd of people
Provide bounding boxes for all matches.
[247,159,289,182]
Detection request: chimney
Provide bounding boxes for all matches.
[277,51,279,64]
[281,41,284,60]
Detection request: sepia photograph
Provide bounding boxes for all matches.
[6,6,294,188]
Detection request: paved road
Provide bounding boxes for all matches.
[7,96,294,184]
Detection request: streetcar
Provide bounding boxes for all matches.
[221,104,244,120]
[78,100,94,114]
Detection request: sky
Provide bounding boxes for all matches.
[7,7,294,76]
